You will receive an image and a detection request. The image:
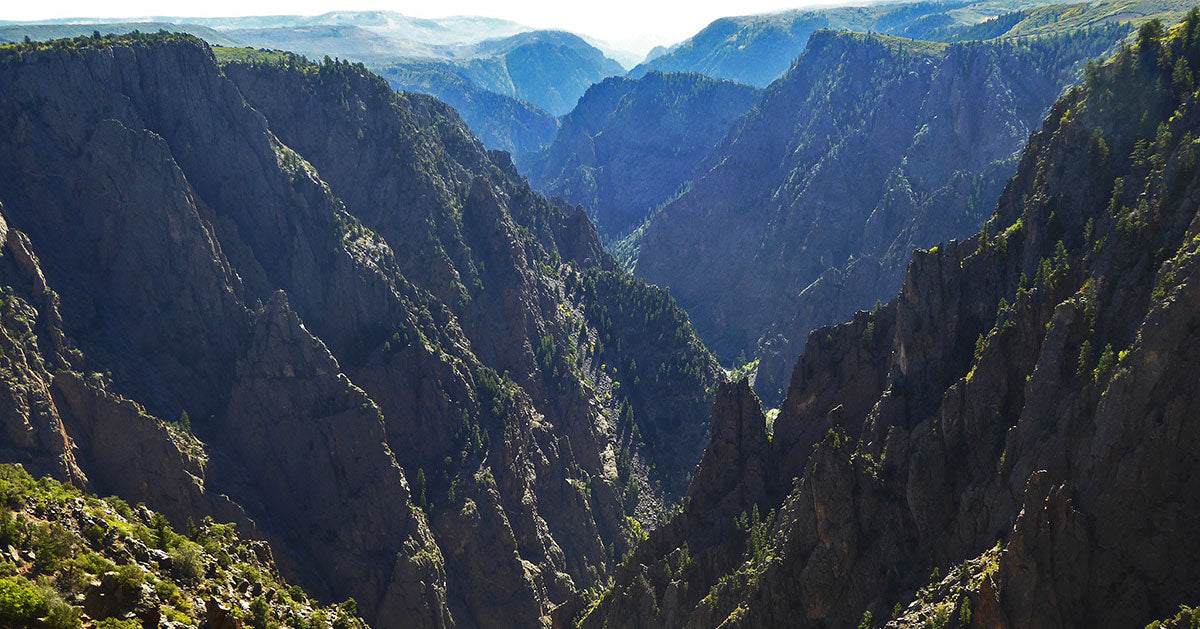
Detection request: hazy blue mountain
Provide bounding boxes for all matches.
[179,10,531,44]
[576,34,645,70]
[0,11,534,60]
[0,11,532,49]
[200,19,621,148]
[223,24,430,59]
[627,0,1065,86]
[377,61,560,161]
[218,23,623,132]
[626,4,950,86]
[0,22,243,46]
[368,31,627,160]
[208,16,626,116]
[524,71,761,241]
[433,30,626,115]
[213,15,536,62]
[643,45,669,62]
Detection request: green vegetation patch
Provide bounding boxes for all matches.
[0,464,367,629]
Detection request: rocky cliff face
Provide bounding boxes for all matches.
[0,32,721,629]
[523,72,760,242]
[631,28,1124,404]
[571,15,1200,629]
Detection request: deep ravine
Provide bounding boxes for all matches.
[0,32,721,629]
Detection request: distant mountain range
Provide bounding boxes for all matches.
[211,20,623,151]
[0,10,533,51]
[625,3,970,86]
[369,30,626,161]
[0,10,643,70]
[0,12,630,158]
[625,0,1183,86]
[0,21,244,46]
[376,30,626,116]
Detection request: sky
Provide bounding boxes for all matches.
[0,0,838,54]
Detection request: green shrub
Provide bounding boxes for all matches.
[734,505,775,566]
[163,605,192,624]
[73,553,116,576]
[150,513,173,551]
[37,583,81,629]
[1093,344,1116,383]
[32,523,75,572]
[54,561,89,596]
[168,541,205,583]
[249,594,272,629]
[333,597,365,629]
[106,497,133,520]
[931,602,951,629]
[81,521,106,547]
[113,564,145,595]
[0,576,49,625]
[1076,340,1094,376]
[154,578,178,602]
[0,511,27,547]
[95,619,142,629]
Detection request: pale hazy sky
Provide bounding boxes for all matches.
[0,0,843,53]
